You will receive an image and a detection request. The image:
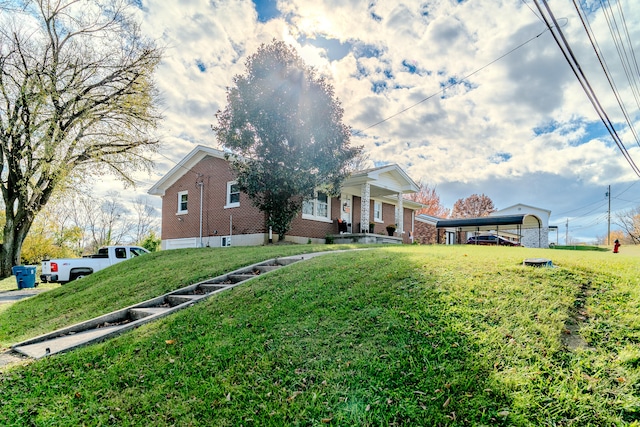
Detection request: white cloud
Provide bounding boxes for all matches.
[106,0,640,243]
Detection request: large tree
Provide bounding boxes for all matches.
[0,0,161,277]
[615,207,640,244]
[214,40,360,240]
[451,193,496,218]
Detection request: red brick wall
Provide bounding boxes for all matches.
[161,156,266,240]
[161,156,417,244]
[402,208,413,243]
[381,202,396,230]
[353,196,362,232]
[414,221,443,244]
[288,197,341,239]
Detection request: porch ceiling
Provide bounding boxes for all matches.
[341,184,402,198]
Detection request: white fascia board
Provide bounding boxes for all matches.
[496,203,552,215]
[148,145,226,196]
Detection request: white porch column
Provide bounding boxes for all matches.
[396,193,404,235]
[360,183,370,232]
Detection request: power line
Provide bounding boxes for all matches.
[573,0,640,148]
[359,26,550,132]
[553,197,607,217]
[532,0,640,177]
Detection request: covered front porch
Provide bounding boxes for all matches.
[329,164,422,244]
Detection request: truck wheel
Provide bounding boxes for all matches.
[70,269,93,281]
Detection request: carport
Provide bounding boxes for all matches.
[435,214,544,246]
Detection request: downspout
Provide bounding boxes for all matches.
[198,181,204,248]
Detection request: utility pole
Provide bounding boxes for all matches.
[606,185,611,245]
[565,218,569,245]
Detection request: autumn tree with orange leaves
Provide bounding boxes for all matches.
[451,194,496,218]
[409,182,450,244]
[407,181,450,218]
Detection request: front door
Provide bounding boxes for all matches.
[340,194,352,232]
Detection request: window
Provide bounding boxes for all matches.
[373,201,383,222]
[302,192,331,222]
[115,247,126,259]
[225,181,240,208]
[177,191,188,214]
[130,247,148,257]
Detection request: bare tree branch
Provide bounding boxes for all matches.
[0,0,162,276]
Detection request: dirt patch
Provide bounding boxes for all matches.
[0,351,29,369]
[561,280,594,351]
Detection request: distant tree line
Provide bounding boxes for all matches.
[0,192,160,265]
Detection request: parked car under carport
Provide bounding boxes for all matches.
[467,235,521,246]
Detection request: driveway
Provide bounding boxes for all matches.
[0,287,49,304]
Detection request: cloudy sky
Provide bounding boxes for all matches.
[124,0,640,244]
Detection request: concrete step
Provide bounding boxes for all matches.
[9,254,310,361]
[199,284,229,293]
[13,325,124,359]
[253,265,280,273]
[227,274,257,283]
[129,307,172,321]
[166,294,203,306]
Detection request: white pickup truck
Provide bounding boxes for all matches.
[40,246,149,284]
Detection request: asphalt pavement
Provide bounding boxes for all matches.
[0,287,48,304]
[1,286,49,368]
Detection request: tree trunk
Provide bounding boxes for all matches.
[1,208,34,279]
[1,221,25,278]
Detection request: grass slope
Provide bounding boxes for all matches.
[0,245,358,348]
[1,245,640,426]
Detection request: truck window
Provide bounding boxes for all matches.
[115,247,127,259]
[130,247,147,257]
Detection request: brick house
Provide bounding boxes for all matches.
[148,145,424,249]
[414,214,451,244]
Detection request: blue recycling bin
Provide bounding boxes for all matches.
[12,265,37,289]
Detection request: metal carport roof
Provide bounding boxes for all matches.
[435,214,543,231]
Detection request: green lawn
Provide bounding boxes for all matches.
[0,244,360,348]
[1,244,639,426]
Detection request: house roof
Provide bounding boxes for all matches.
[435,214,543,231]
[149,145,421,202]
[341,164,420,198]
[493,203,551,215]
[148,145,226,196]
[415,214,444,225]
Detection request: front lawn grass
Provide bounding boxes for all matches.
[0,244,360,349]
[1,245,639,426]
